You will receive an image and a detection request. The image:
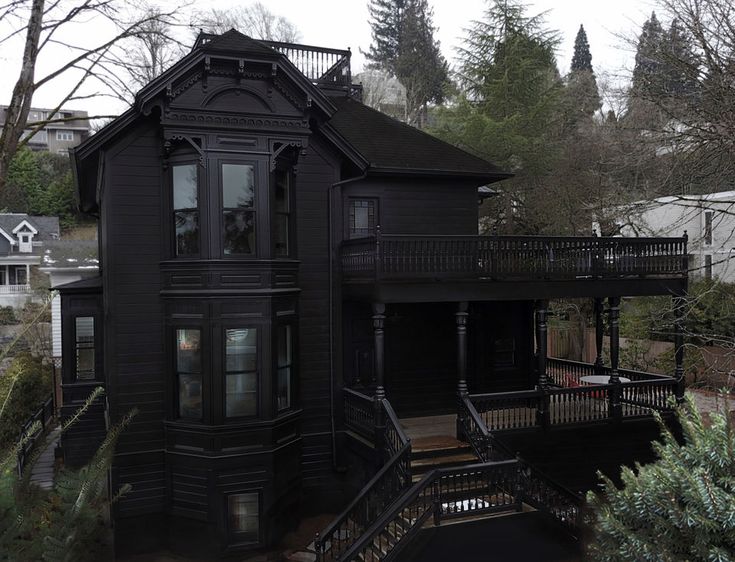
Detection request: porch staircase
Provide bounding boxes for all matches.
[409,436,477,482]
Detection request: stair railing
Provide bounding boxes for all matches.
[315,396,411,561]
[340,459,541,562]
[457,394,515,462]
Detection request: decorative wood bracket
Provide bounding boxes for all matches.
[269,138,308,172]
[163,134,205,169]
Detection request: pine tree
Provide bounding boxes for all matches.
[364,0,449,125]
[570,24,592,72]
[631,12,665,100]
[587,393,735,562]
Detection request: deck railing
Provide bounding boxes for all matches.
[468,359,679,432]
[341,234,688,282]
[343,387,375,440]
[17,395,54,476]
[261,40,352,86]
[316,393,411,561]
[0,284,31,294]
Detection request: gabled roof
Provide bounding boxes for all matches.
[200,29,281,56]
[12,219,38,234]
[326,96,510,182]
[0,215,59,241]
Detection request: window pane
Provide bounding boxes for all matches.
[349,200,376,238]
[223,210,255,255]
[274,214,288,257]
[179,373,202,419]
[176,329,201,373]
[222,164,255,208]
[226,328,257,372]
[175,210,199,256]
[277,325,291,367]
[277,367,291,411]
[226,373,257,417]
[228,493,259,538]
[274,170,289,213]
[173,165,198,210]
[75,317,95,380]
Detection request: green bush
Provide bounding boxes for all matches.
[0,353,52,452]
[0,308,16,326]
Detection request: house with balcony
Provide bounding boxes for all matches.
[0,214,60,308]
[0,106,90,155]
[61,30,688,560]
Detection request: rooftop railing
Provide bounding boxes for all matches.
[261,40,352,87]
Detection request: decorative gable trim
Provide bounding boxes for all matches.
[12,220,38,235]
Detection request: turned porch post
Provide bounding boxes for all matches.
[535,300,549,388]
[594,297,605,374]
[372,303,386,401]
[607,297,621,384]
[673,295,686,402]
[456,302,469,397]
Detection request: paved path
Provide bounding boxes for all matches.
[29,426,60,491]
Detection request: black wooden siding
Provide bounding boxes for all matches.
[341,179,479,237]
[294,137,343,505]
[102,121,167,516]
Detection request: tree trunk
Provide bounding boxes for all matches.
[0,0,46,199]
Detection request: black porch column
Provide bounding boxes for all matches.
[372,303,386,401]
[535,300,549,388]
[456,302,469,397]
[594,297,605,374]
[607,297,621,384]
[673,295,686,402]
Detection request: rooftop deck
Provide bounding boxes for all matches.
[341,234,689,284]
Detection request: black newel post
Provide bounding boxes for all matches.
[594,297,605,374]
[673,295,686,402]
[607,296,622,420]
[535,300,551,429]
[456,301,469,397]
[536,300,549,388]
[372,302,386,463]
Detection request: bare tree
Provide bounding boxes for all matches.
[191,2,301,43]
[0,0,181,198]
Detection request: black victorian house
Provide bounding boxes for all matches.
[59,31,688,559]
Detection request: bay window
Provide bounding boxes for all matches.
[222,164,256,255]
[225,328,258,417]
[273,168,290,257]
[276,325,293,411]
[176,328,202,419]
[172,164,199,256]
[227,492,259,543]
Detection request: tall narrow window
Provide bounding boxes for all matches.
[276,325,293,411]
[173,164,199,256]
[274,169,290,256]
[225,328,257,417]
[349,199,377,239]
[75,317,95,380]
[222,164,256,255]
[176,329,202,419]
[705,254,713,279]
[704,210,714,246]
[228,492,259,542]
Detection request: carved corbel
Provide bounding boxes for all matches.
[269,138,308,172]
[162,134,205,169]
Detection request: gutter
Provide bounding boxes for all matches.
[328,171,368,472]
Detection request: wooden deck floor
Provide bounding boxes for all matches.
[401,414,457,441]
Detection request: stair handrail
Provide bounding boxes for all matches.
[315,397,411,561]
[339,459,521,562]
[458,394,515,462]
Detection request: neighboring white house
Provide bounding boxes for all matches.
[608,191,735,282]
[0,214,60,307]
[39,239,98,358]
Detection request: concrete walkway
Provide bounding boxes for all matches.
[29,426,60,491]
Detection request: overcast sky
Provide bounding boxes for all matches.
[0,0,660,117]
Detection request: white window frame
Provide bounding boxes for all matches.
[56,130,73,141]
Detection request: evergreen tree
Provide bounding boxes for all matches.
[587,393,735,562]
[364,0,449,125]
[570,24,592,72]
[632,12,665,97]
[435,0,566,234]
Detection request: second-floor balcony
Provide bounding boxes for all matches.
[341,233,688,285]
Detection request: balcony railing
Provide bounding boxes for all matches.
[341,234,688,283]
[261,40,352,87]
[0,284,31,294]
